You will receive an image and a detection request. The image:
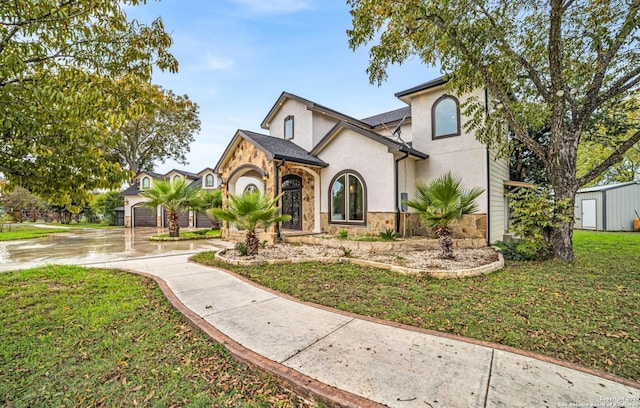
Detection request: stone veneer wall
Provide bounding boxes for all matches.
[279,164,319,233]
[320,212,396,236]
[321,212,487,239]
[218,139,274,240]
[401,213,487,239]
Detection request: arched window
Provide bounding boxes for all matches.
[329,171,366,224]
[244,184,258,193]
[142,177,150,189]
[205,174,214,187]
[284,115,294,140]
[173,175,181,183]
[432,95,460,138]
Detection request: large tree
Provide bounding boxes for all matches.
[0,0,177,206]
[348,0,640,261]
[108,81,201,180]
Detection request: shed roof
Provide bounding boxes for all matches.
[577,181,639,193]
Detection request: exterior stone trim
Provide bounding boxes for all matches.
[214,248,504,279]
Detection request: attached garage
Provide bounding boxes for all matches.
[195,211,213,228]
[133,206,156,227]
[574,181,640,231]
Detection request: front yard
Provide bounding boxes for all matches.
[0,266,308,407]
[193,230,640,382]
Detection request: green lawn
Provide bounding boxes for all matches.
[193,230,640,381]
[150,229,221,240]
[0,266,306,407]
[0,225,70,241]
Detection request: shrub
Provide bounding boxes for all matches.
[378,228,398,241]
[338,229,349,240]
[234,242,249,256]
[508,187,572,260]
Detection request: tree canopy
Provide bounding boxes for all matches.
[108,80,201,180]
[348,0,640,261]
[1,0,178,206]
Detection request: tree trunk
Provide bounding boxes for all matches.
[436,226,454,259]
[246,229,259,256]
[547,130,579,262]
[168,211,180,237]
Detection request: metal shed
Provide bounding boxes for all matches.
[574,181,640,231]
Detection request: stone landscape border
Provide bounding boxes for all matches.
[214,247,504,279]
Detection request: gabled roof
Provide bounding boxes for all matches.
[166,169,200,179]
[260,92,370,130]
[197,167,216,176]
[138,171,164,179]
[360,106,411,127]
[120,183,141,196]
[394,76,447,100]
[214,129,328,173]
[310,121,428,160]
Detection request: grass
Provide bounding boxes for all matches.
[150,229,221,240]
[193,230,640,382]
[0,266,307,407]
[0,225,70,241]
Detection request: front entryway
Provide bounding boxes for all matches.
[281,175,302,230]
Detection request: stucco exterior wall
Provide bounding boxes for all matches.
[409,87,489,214]
[268,99,314,151]
[312,112,341,148]
[317,129,396,214]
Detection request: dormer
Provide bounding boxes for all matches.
[198,168,219,190]
[137,171,164,190]
[165,169,200,184]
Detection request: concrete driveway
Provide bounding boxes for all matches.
[0,227,230,272]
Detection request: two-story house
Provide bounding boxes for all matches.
[214,77,509,244]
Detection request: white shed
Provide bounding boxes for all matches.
[574,181,640,231]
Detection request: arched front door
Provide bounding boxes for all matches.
[281,175,302,230]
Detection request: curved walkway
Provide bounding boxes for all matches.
[92,254,639,408]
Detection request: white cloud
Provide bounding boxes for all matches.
[204,52,235,70]
[231,0,314,15]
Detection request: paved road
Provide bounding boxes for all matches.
[0,227,229,272]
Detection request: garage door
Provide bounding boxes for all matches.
[163,209,189,228]
[134,206,156,227]
[195,212,213,228]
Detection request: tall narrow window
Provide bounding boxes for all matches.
[330,171,366,224]
[205,174,214,187]
[432,95,460,138]
[284,115,294,140]
[142,177,150,189]
[173,175,181,183]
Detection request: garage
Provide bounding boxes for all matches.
[133,206,156,227]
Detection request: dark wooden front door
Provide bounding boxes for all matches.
[281,175,302,230]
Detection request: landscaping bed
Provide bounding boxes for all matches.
[216,243,502,278]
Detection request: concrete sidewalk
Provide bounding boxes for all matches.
[93,254,640,408]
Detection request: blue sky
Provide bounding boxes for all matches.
[128,0,441,173]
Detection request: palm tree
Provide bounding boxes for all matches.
[209,190,290,256]
[140,178,202,237]
[404,172,484,259]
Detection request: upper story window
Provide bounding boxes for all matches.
[142,177,150,189]
[173,175,181,183]
[330,171,366,225]
[205,174,214,187]
[432,95,460,139]
[284,115,294,140]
